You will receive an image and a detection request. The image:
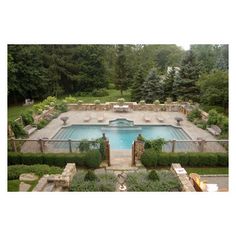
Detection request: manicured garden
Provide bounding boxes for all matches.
[8,164,63,192]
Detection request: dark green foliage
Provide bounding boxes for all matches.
[148,170,160,181]
[9,121,27,138]
[187,108,202,122]
[70,171,116,192]
[163,67,177,100]
[141,68,164,103]
[173,50,200,102]
[8,164,62,180]
[78,140,91,152]
[114,45,130,95]
[21,111,34,126]
[131,66,146,102]
[144,138,166,152]
[55,101,68,113]
[126,170,181,192]
[8,150,102,168]
[37,119,49,129]
[84,150,102,169]
[198,70,228,110]
[207,109,228,133]
[140,150,228,167]
[91,89,109,97]
[84,170,98,181]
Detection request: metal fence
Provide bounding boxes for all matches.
[163,140,228,153]
[8,138,101,153]
[8,138,228,154]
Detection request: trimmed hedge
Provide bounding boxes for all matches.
[8,150,102,169]
[141,149,228,168]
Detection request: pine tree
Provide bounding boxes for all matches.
[141,68,164,103]
[114,45,130,95]
[173,50,200,101]
[131,66,145,102]
[163,66,177,100]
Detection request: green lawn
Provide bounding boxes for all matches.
[8,105,34,121]
[8,89,131,121]
[185,167,228,175]
[8,179,39,192]
[74,89,131,103]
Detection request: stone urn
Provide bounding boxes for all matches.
[60,116,69,125]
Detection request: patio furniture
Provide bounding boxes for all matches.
[83,115,91,122]
[97,115,105,122]
[156,116,164,123]
[113,105,129,112]
[207,125,221,136]
[175,117,183,126]
[60,116,69,125]
[144,115,151,122]
[23,98,34,106]
[24,125,37,136]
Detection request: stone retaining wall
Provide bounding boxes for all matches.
[33,163,77,191]
[170,163,196,192]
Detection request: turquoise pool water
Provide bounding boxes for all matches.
[52,124,191,150]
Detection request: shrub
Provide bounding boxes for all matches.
[207,109,219,125]
[78,139,91,152]
[37,119,49,129]
[55,101,68,112]
[117,98,125,105]
[187,108,202,122]
[139,100,145,105]
[140,150,228,168]
[153,100,160,105]
[91,89,109,97]
[9,121,27,138]
[77,100,83,105]
[207,109,228,133]
[144,138,165,152]
[84,170,98,181]
[21,111,34,126]
[64,95,77,103]
[126,170,181,192]
[94,99,101,105]
[84,150,102,169]
[8,150,102,168]
[70,171,116,192]
[8,164,62,180]
[148,170,160,181]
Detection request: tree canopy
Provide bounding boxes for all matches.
[8,44,228,112]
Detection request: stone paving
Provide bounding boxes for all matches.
[21,110,225,154]
[200,175,229,191]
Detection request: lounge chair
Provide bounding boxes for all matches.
[156,116,164,123]
[207,125,221,136]
[144,115,151,122]
[83,115,91,122]
[97,115,105,122]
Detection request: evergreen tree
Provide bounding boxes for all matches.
[173,50,200,101]
[141,68,164,103]
[131,66,145,102]
[114,45,130,95]
[163,66,177,100]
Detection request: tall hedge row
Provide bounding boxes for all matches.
[8,150,102,169]
[141,149,228,168]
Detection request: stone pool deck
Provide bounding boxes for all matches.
[22,110,225,153]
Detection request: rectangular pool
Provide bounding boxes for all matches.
[52,124,192,150]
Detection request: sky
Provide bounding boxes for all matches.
[177,43,190,50]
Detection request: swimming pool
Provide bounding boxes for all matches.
[52,124,192,150]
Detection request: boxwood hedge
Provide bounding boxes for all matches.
[8,150,102,169]
[141,149,228,168]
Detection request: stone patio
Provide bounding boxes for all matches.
[21,110,225,154]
